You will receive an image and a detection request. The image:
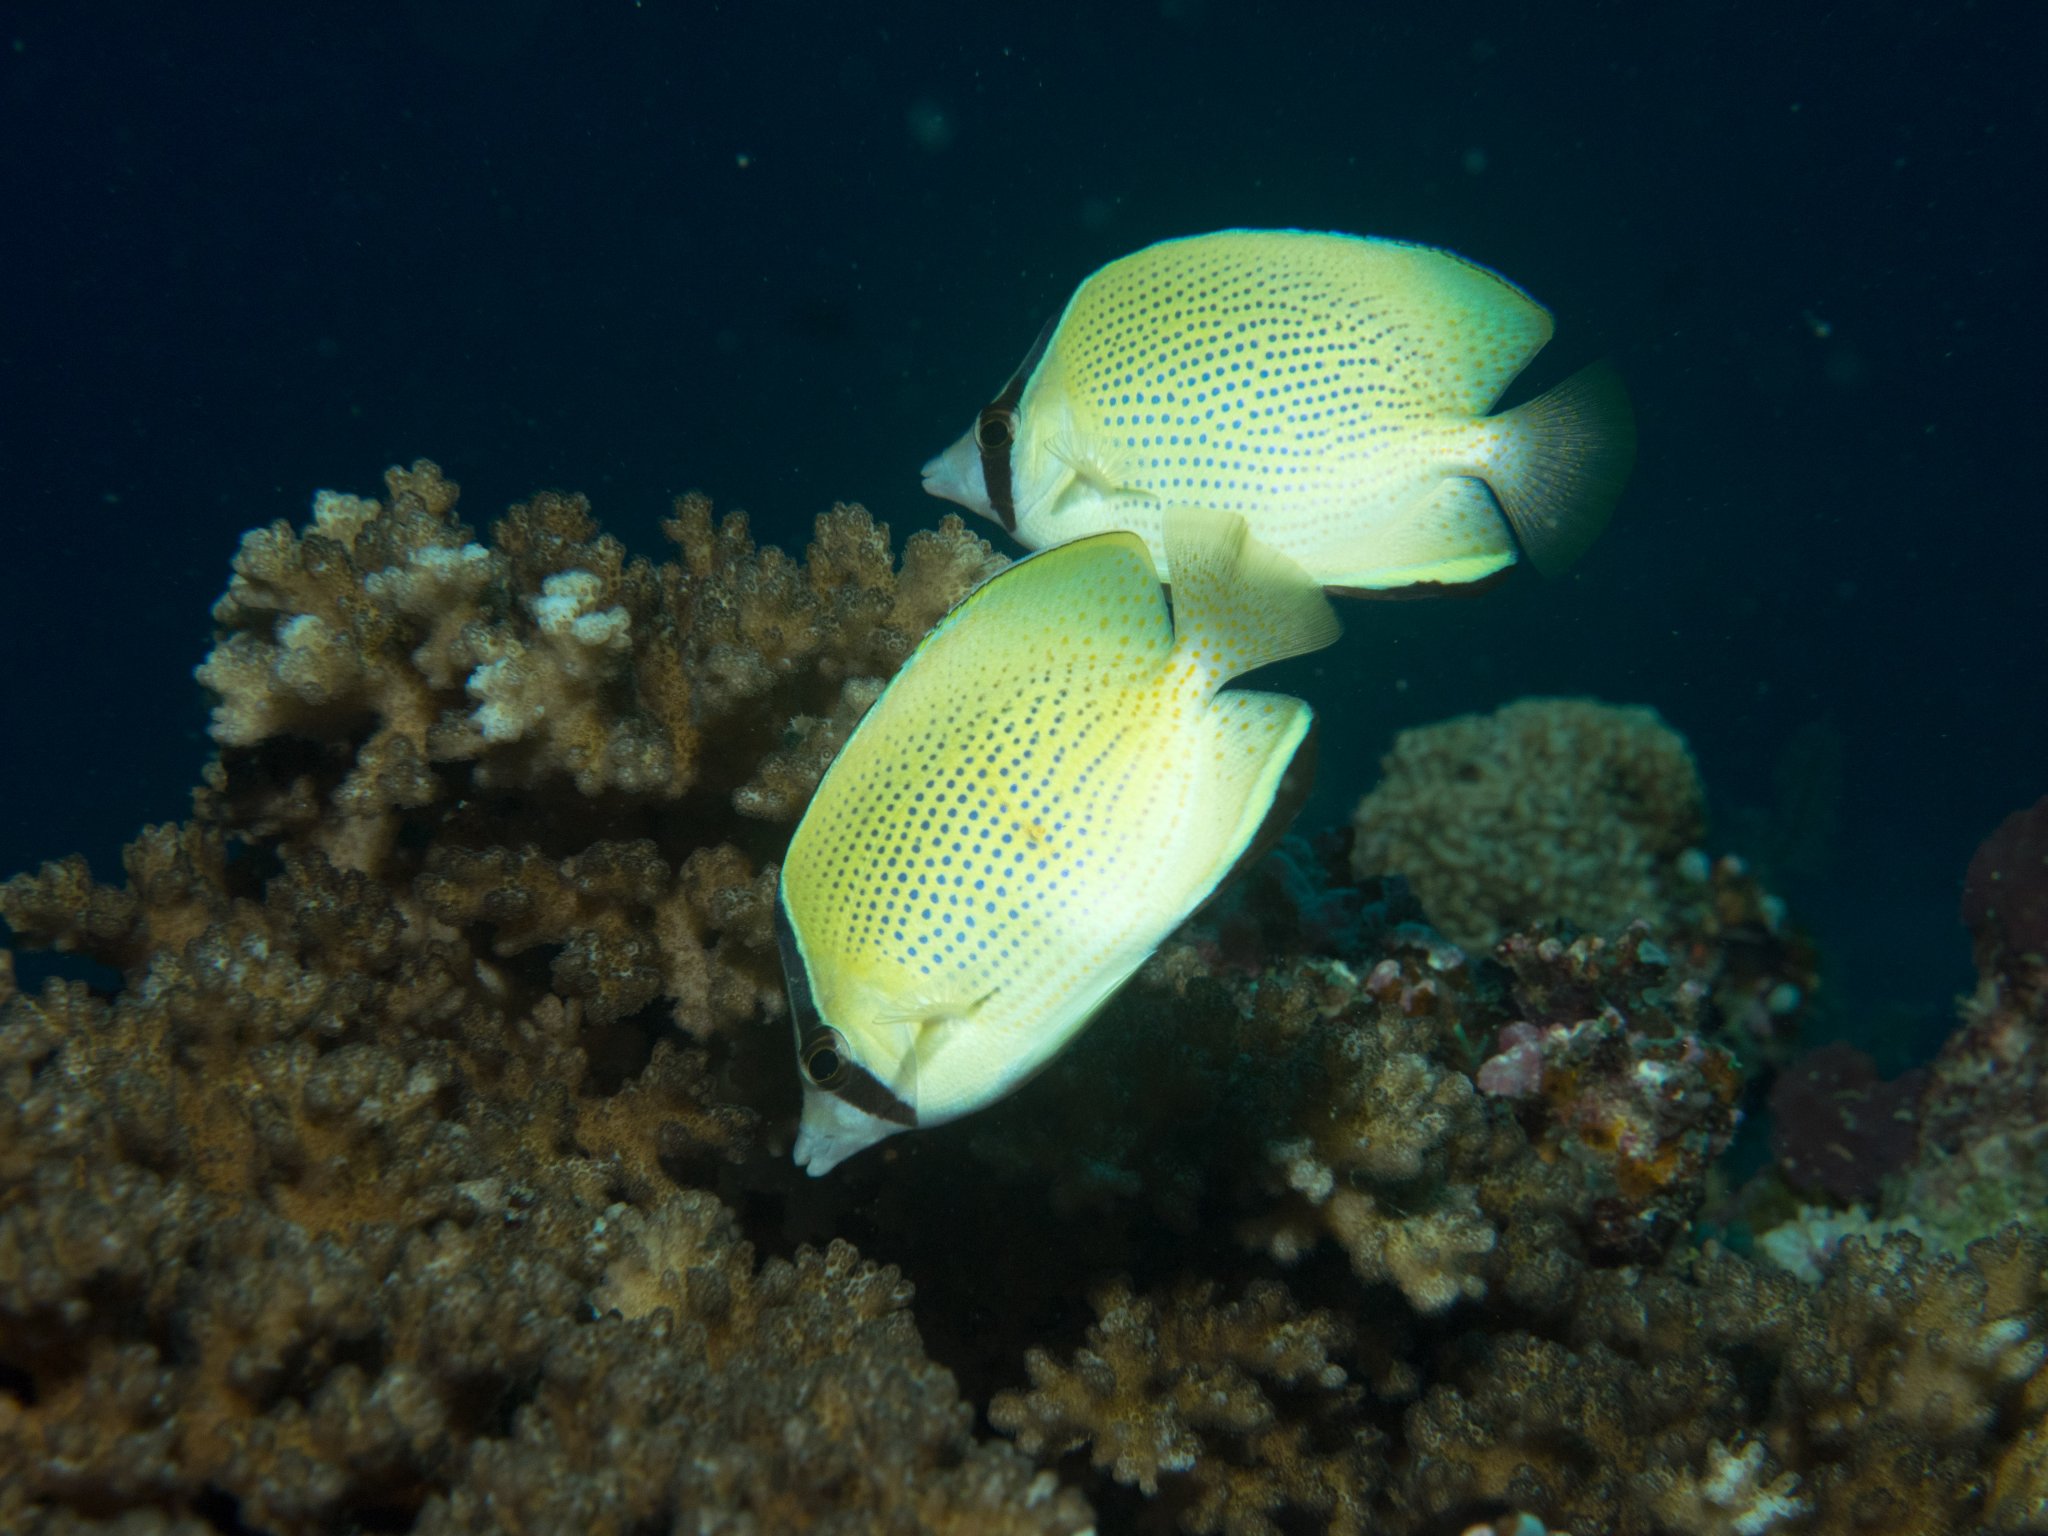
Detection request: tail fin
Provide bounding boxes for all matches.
[1162,506,1341,687]
[1485,360,1636,576]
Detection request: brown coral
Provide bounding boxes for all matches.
[1243,950,1500,1313]
[0,467,1078,1534]
[8,464,2045,1536]
[991,1278,1380,1536]
[1349,697,1706,950]
[192,462,1004,858]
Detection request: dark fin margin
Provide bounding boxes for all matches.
[1215,713,1320,901]
[1326,567,1516,601]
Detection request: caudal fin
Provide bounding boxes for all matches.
[1487,360,1636,576]
[1162,506,1341,686]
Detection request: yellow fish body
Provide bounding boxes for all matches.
[922,228,1634,592]
[776,507,1338,1174]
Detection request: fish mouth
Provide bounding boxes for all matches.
[919,432,986,513]
[793,1087,906,1176]
[792,1124,846,1177]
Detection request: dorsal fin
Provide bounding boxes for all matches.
[1161,506,1341,689]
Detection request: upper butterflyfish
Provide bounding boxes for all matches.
[922,228,1635,593]
[776,505,1339,1174]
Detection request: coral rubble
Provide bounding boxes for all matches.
[3,467,2043,1535]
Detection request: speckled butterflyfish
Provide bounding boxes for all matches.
[923,228,1635,593]
[775,506,1339,1174]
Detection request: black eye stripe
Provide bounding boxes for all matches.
[975,313,1057,534]
[777,891,917,1127]
[834,1061,917,1127]
[775,895,824,1043]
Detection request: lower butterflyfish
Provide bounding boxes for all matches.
[776,505,1339,1174]
[922,227,1635,594]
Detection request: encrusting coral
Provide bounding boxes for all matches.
[5,466,2045,1535]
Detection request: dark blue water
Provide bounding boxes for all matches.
[4,2,2042,1062]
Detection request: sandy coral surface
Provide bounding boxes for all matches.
[4,467,2044,1535]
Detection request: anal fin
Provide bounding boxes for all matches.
[1321,477,1519,593]
[1190,688,1318,904]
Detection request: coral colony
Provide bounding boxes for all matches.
[5,463,2048,1532]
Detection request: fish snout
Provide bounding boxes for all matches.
[793,1084,905,1176]
[920,430,990,517]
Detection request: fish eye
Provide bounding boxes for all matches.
[975,411,1013,451]
[804,1033,847,1087]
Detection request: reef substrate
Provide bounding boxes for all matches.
[4,465,2045,1535]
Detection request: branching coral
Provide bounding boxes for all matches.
[192,462,1004,862]
[7,466,2045,1536]
[1349,697,1706,950]
[0,466,1072,1534]
[1766,1229,2048,1533]
[1380,1234,2048,1534]
[0,843,1080,1532]
[1645,1437,1812,1535]
[990,1278,1379,1536]
[1755,1204,1927,1285]
[1243,947,1499,1313]
[0,1083,1088,1535]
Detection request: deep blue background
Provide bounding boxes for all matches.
[4,2,2042,1056]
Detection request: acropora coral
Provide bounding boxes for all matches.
[3,466,2042,1535]
[1,467,1068,1533]
[990,1278,1378,1536]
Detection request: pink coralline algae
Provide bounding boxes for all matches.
[1477,926,1745,1262]
[1476,1021,1549,1099]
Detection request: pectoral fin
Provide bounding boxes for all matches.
[871,984,998,1098]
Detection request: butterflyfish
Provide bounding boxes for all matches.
[922,228,1635,593]
[776,505,1339,1175]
